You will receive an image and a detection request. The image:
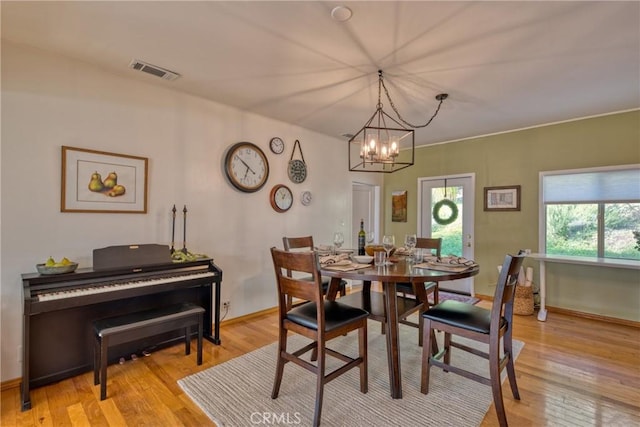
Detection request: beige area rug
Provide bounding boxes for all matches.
[179,320,524,427]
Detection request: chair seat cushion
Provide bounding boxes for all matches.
[422,300,505,334]
[287,301,368,332]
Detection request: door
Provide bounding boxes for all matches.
[418,174,475,295]
[351,182,378,248]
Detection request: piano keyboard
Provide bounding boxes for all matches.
[36,271,216,302]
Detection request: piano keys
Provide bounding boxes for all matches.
[20,244,222,411]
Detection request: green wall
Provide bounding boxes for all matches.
[384,111,640,321]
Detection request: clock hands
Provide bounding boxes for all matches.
[235,155,256,176]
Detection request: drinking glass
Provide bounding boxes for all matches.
[404,234,417,252]
[366,230,375,245]
[333,232,344,251]
[382,235,395,264]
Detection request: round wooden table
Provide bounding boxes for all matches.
[321,258,479,399]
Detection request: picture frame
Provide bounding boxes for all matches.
[484,185,520,211]
[391,190,407,222]
[61,146,148,213]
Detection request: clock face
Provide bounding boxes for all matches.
[270,184,293,213]
[269,137,285,154]
[301,190,312,206]
[224,142,269,193]
[288,159,307,184]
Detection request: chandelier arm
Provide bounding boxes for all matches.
[380,76,445,129]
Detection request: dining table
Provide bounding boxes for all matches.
[321,256,479,399]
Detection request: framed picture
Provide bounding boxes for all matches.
[484,185,520,211]
[61,146,148,213]
[391,190,407,222]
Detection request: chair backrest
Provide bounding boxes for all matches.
[282,235,314,252]
[491,254,525,331]
[270,247,324,316]
[416,237,442,258]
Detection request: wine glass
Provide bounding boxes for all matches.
[382,235,395,264]
[333,232,344,252]
[404,234,417,252]
[366,230,375,244]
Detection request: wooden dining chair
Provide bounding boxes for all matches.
[420,253,524,427]
[270,247,368,427]
[282,236,347,308]
[390,237,443,345]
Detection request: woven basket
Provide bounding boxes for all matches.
[513,285,534,315]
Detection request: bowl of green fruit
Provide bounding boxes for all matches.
[36,257,78,275]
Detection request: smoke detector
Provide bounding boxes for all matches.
[128,59,180,81]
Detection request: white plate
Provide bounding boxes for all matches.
[337,248,354,254]
[352,255,373,264]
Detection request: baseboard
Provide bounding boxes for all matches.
[475,293,639,328]
[220,306,278,326]
[1,377,20,391]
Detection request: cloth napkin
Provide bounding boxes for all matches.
[319,253,350,266]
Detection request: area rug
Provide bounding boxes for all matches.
[179,321,523,427]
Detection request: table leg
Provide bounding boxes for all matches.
[383,281,402,399]
[326,277,341,301]
[537,260,548,321]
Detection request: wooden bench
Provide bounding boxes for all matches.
[93,302,204,400]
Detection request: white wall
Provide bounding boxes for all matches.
[0,42,382,382]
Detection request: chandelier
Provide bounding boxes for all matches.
[348,70,448,173]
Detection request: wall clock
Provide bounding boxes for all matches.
[270,184,293,213]
[288,139,308,184]
[269,137,285,155]
[224,142,269,193]
[301,190,312,206]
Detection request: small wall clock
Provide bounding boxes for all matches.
[270,184,293,213]
[224,142,269,193]
[288,139,308,184]
[301,190,312,206]
[269,137,285,155]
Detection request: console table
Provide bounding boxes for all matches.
[527,253,640,321]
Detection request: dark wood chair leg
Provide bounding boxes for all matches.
[313,340,326,427]
[271,330,287,399]
[489,341,508,427]
[359,323,368,393]
[420,318,432,394]
[504,331,519,400]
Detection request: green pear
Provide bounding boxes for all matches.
[88,172,104,192]
[108,185,126,197]
[102,172,117,189]
[45,256,55,267]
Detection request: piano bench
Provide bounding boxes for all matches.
[93,302,204,401]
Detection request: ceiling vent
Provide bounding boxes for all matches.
[128,59,180,81]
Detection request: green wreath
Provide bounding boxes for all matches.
[433,199,458,225]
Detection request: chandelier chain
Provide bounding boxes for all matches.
[379,72,445,129]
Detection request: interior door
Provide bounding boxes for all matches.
[418,174,475,295]
[351,182,378,248]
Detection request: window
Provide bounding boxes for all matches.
[540,165,640,260]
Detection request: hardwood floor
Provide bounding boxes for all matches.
[2,300,639,426]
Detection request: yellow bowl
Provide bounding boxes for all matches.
[365,245,395,256]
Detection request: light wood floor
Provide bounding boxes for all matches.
[2,300,639,426]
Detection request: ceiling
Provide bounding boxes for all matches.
[2,1,639,147]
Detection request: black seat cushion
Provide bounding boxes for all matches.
[422,300,505,334]
[287,301,369,332]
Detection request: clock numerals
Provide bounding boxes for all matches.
[270,137,285,155]
[288,159,307,184]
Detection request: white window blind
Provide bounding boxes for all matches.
[542,166,640,203]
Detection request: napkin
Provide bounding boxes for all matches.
[319,253,350,265]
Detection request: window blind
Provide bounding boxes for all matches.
[542,166,640,203]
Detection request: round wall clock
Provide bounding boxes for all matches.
[301,190,312,206]
[270,184,293,213]
[269,137,285,154]
[288,159,307,184]
[224,142,269,193]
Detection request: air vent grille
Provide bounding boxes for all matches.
[128,59,180,81]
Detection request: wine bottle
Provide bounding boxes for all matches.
[358,219,366,255]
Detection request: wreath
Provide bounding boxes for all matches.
[433,199,458,225]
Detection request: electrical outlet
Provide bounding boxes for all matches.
[223,301,230,310]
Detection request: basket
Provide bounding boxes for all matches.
[513,285,534,315]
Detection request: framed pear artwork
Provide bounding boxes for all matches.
[61,146,148,213]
